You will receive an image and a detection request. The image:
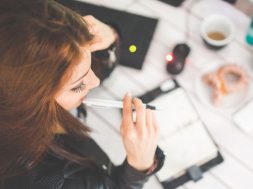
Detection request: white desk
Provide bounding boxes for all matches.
[77,0,253,188]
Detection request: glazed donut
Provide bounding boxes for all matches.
[202,64,249,106]
[202,73,225,94]
[202,72,225,105]
[217,64,248,93]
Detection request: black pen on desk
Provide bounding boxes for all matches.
[83,98,162,110]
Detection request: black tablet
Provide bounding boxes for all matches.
[57,0,158,70]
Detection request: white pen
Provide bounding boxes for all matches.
[83,98,162,110]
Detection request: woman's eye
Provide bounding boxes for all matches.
[71,83,86,93]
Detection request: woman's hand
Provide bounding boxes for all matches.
[121,93,160,171]
[83,15,118,52]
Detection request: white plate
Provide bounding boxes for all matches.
[195,61,250,110]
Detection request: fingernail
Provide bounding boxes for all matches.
[133,97,138,101]
[133,97,141,102]
[126,92,131,97]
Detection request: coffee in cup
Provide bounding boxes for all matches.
[201,14,235,49]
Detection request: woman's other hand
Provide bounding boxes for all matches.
[83,15,118,52]
[121,93,160,171]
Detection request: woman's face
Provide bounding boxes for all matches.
[55,47,100,110]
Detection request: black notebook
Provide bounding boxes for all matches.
[138,79,224,189]
[57,0,158,70]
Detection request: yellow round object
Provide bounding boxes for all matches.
[129,45,137,53]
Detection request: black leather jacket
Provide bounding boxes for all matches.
[3,134,165,189]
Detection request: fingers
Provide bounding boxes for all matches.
[133,98,146,131]
[83,15,117,52]
[122,93,133,127]
[152,111,160,137]
[121,94,159,140]
[83,15,98,36]
[146,109,160,139]
[90,39,102,52]
[146,109,153,133]
[83,15,101,33]
[83,15,95,25]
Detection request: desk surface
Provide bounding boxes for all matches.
[76,0,253,188]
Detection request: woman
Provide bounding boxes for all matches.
[0,0,164,188]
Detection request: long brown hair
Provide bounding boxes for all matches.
[0,0,94,179]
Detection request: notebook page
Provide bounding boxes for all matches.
[150,88,218,181]
[151,88,199,137]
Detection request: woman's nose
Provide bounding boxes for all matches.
[87,69,100,89]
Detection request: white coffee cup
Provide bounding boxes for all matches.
[201,14,235,48]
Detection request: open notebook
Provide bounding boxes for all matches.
[138,79,223,189]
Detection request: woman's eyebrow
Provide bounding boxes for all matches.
[71,68,91,85]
